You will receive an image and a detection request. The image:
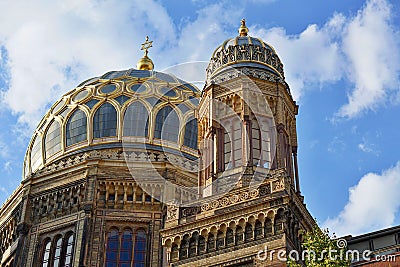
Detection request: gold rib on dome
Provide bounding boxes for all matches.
[238,18,249,36]
[137,36,154,70]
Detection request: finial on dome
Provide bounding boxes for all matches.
[137,36,154,70]
[238,19,249,36]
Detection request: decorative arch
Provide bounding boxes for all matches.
[66,108,87,147]
[93,102,117,138]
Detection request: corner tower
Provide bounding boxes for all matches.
[161,20,314,267]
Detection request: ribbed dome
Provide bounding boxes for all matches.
[206,35,285,82]
[24,69,200,178]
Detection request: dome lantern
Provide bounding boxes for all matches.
[238,18,249,36]
[137,36,154,70]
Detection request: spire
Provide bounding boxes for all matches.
[137,36,154,70]
[238,19,249,37]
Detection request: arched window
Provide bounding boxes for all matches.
[66,109,87,146]
[45,120,61,159]
[93,103,117,138]
[105,229,119,267]
[64,233,74,267]
[274,209,285,234]
[53,236,62,267]
[183,117,198,149]
[264,218,273,237]
[235,226,244,245]
[123,102,149,137]
[120,229,133,266]
[133,230,147,267]
[154,106,179,142]
[198,236,206,253]
[41,239,51,267]
[245,223,253,242]
[171,244,179,261]
[31,135,43,171]
[180,234,189,260]
[189,232,198,257]
[225,228,234,247]
[254,221,263,240]
[207,233,215,252]
[216,231,224,249]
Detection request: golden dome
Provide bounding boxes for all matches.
[23,69,200,178]
[137,36,154,70]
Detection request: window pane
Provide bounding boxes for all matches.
[93,103,117,138]
[53,237,62,267]
[31,135,43,171]
[64,234,74,267]
[154,106,179,142]
[106,230,119,266]
[42,240,51,267]
[66,109,87,146]
[123,102,149,137]
[45,120,61,158]
[183,117,198,149]
[133,230,147,266]
[119,229,133,265]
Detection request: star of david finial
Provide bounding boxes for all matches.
[141,36,153,57]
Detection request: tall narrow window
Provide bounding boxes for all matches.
[133,230,147,267]
[53,236,62,267]
[120,229,133,267]
[45,120,61,159]
[66,109,87,146]
[251,117,261,166]
[93,103,117,138]
[123,102,149,137]
[232,118,242,167]
[42,239,51,267]
[31,135,43,171]
[64,234,74,267]
[154,106,179,142]
[183,117,198,149]
[105,229,119,267]
[223,121,232,170]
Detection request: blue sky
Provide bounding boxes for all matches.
[0,0,400,237]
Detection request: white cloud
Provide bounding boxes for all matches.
[0,0,175,131]
[324,161,400,236]
[253,16,344,100]
[338,0,400,118]
[0,1,243,134]
[253,0,400,117]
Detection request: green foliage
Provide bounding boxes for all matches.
[287,226,351,267]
